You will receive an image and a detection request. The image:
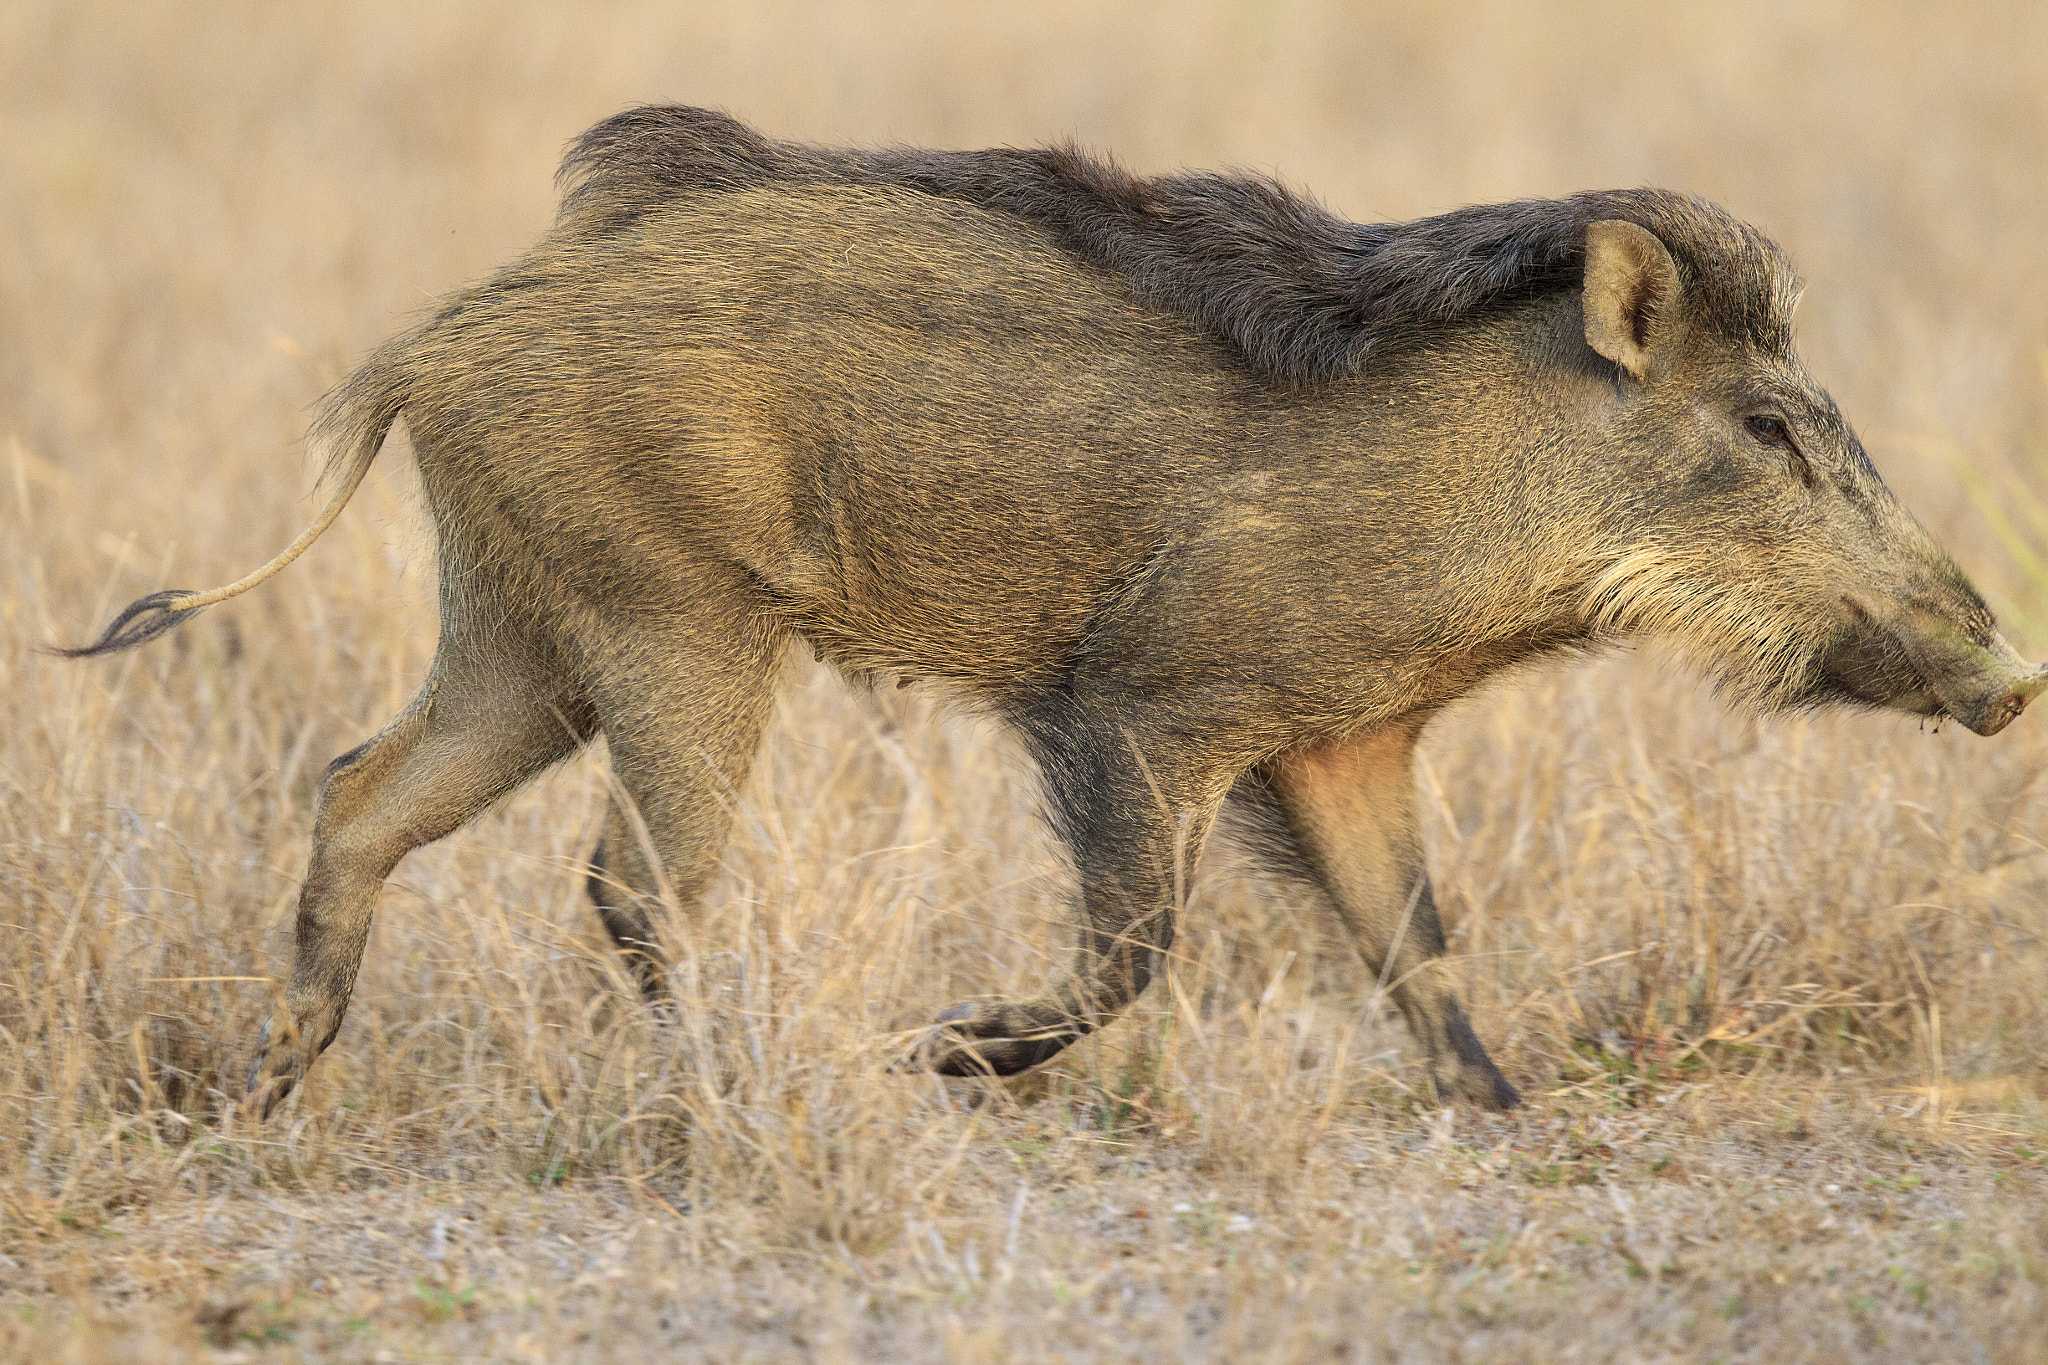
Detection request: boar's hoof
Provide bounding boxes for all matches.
[1427,1056,1522,1112]
[244,1014,305,1121]
[1469,1069,1524,1112]
[901,1001,1077,1077]
[1422,1001,1523,1110]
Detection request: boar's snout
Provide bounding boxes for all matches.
[1976,667,2048,735]
[1837,595,2048,737]
[1940,655,2048,736]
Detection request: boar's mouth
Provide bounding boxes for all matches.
[1813,622,1943,719]
[1818,597,2048,737]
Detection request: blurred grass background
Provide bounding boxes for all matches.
[3,2,2046,1360]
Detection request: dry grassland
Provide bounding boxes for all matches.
[5,3,2048,1361]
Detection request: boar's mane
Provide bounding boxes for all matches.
[556,105,1797,388]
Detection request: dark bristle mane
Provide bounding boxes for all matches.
[556,106,1796,387]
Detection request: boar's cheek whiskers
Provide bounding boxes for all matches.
[1578,544,1826,709]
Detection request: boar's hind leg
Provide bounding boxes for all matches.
[920,715,1223,1077]
[581,610,788,996]
[248,608,592,1117]
[1259,727,1520,1111]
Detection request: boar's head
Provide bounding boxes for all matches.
[1570,215,2045,735]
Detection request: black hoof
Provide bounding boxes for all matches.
[902,1003,1074,1077]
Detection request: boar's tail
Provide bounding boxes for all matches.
[54,342,411,659]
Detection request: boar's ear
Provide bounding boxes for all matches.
[1582,220,1682,382]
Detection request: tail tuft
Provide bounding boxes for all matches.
[55,341,404,665]
[50,589,207,658]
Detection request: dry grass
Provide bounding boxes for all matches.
[5,2,2048,1360]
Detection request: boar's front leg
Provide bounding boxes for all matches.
[1262,723,1520,1110]
[917,712,1224,1077]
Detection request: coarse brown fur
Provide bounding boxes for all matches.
[63,108,2047,1117]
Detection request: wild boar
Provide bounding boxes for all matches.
[66,108,2046,1115]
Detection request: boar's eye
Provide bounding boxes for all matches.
[1745,414,1792,446]
[1745,413,1814,486]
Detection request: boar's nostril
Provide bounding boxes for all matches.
[1970,669,2046,737]
[2019,665,2048,706]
